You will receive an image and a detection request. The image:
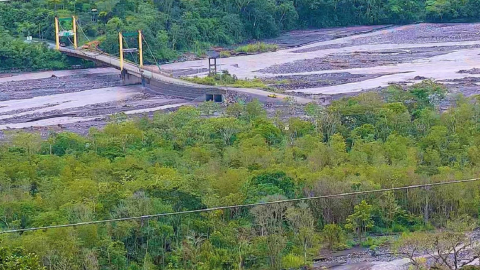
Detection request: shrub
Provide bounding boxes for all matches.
[220,51,231,58]
[391,224,409,233]
[282,253,305,269]
[0,247,45,270]
[183,71,267,89]
[322,224,347,251]
[361,236,390,249]
[235,42,278,54]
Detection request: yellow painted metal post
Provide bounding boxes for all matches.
[119,32,124,71]
[138,30,143,68]
[72,16,78,49]
[54,17,60,50]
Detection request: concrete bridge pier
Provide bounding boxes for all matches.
[121,69,142,85]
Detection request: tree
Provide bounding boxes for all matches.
[245,99,266,121]
[377,191,400,228]
[251,195,290,236]
[329,133,347,165]
[345,200,375,243]
[322,224,347,251]
[285,203,319,265]
[396,216,479,270]
[8,132,42,157]
[247,172,296,202]
[198,101,221,116]
[254,233,287,270]
[0,247,45,270]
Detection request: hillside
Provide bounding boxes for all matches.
[3,1,480,269]
[2,0,480,69]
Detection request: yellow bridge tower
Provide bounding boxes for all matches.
[118,30,144,71]
[54,16,78,50]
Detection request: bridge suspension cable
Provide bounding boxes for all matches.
[1,177,479,234]
[75,18,92,44]
[142,35,161,71]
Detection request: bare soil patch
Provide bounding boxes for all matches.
[267,72,387,91]
[259,45,480,74]
[350,23,480,46]
[458,68,480,74]
[0,72,122,100]
[0,69,190,133]
[262,25,391,48]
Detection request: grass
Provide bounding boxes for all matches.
[219,51,231,58]
[184,71,268,89]
[235,42,279,54]
[216,42,279,59]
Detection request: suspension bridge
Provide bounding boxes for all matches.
[52,16,311,103]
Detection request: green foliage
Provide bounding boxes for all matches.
[384,81,447,118]
[0,26,74,71]
[235,42,279,54]
[360,236,390,249]
[198,101,221,116]
[345,200,375,242]
[185,71,267,89]
[3,0,480,67]
[247,172,296,202]
[0,82,480,269]
[322,224,347,250]
[219,51,231,58]
[282,253,305,269]
[0,247,45,270]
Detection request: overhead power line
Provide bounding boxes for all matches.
[1,178,479,234]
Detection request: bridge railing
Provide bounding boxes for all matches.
[63,48,177,77]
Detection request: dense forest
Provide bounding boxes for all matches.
[2,0,480,69]
[1,81,480,269]
[0,26,86,71]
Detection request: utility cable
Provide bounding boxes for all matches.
[1,177,479,234]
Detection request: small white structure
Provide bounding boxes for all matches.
[59,30,74,37]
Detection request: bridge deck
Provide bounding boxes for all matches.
[59,47,313,104]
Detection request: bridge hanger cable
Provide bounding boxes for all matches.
[1,177,479,234]
[142,36,160,69]
[75,18,91,43]
[76,19,108,57]
[76,18,97,52]
[122,36,139,65]
[58,23,75,48]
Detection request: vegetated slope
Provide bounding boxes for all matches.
[0,26,87,71]
[1,81,480,269]
[1,0,480,67]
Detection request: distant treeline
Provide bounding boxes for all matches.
[1,0,480,65]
